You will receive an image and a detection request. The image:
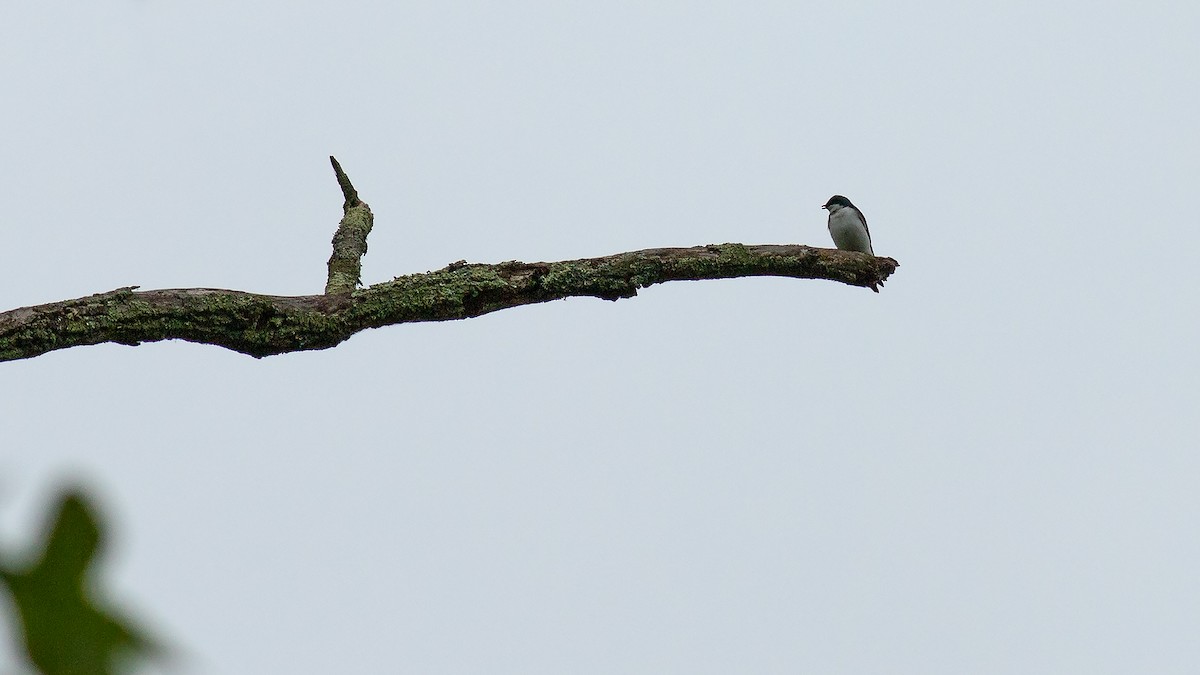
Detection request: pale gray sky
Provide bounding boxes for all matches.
[3,1,1199,673]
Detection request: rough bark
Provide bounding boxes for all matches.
[0,159,898,363]
[325,156,373,294]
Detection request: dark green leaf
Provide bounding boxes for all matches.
[1,488,157,675]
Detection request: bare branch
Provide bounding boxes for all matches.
[0,245,896,362]
[0,159,899,363]
[325,156,373,294]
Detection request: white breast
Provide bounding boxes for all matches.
[827,208,873,255]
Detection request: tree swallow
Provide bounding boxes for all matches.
[823,194,882,291]
[822,195,874,255]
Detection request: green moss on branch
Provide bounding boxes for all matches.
[0,244,897,363]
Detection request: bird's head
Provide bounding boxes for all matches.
[822,195,854,212]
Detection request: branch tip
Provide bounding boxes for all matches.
[329,155,360,208]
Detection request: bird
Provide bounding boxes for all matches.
[822,194,882,291]
[822,195,874,255]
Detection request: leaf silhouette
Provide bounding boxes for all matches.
[1,488,157,675]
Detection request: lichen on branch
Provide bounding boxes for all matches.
[0,158,898,363]
[325,156,373,294]
[0,244,897,362]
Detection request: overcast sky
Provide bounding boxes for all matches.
[3,1,1199,673]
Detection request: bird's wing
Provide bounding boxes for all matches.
[855,207,871,242]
